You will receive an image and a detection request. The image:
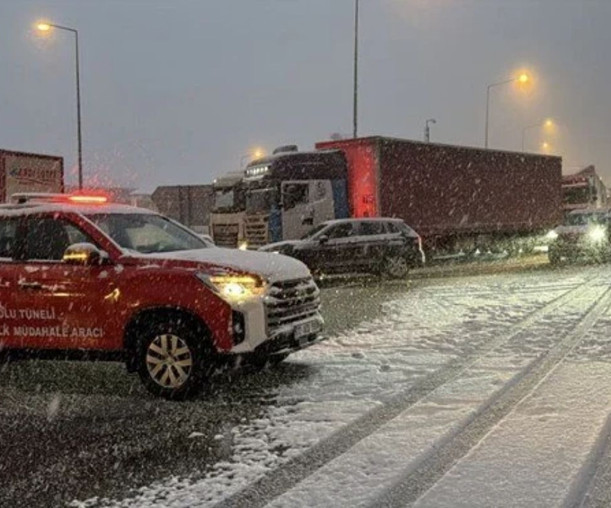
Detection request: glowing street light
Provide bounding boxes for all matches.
[240,148,265,168]
[484,72,531,149]
[35,20,84,189]
[521,118,554,151]
[541,141,551,154]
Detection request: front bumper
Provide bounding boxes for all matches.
[550,239,610,261]
[226,276,323,355]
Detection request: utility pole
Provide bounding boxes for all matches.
[352,0,359,138]
[425,119,436,143]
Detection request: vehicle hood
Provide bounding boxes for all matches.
[130,247,311,282]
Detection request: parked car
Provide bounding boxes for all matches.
[0,193,323,399]
[259,218,425,278]
[548,208,611,264]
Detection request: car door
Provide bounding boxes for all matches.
[352,221,389,269]
[0,216,22,347]
[11,213,122,351]
[324,222,360,271]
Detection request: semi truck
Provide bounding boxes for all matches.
[151,184,214,235]
[240,137,562,254]
[242,145,348,248]
[209,172,247,248]
[0,149,63,202]
[561,165,607,214]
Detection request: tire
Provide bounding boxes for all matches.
[384,255,410,279]
[136,316,211,400]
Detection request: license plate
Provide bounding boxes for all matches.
[294,319,321,339]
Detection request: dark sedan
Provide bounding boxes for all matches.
[259,218,425,278]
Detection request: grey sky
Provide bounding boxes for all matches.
[1,0,610,191]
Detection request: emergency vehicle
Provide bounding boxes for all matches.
[0,193,323,399]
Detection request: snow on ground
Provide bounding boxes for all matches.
[414,362,611,508]
[73,270,596,508]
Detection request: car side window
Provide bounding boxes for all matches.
[24,216,94,261]
[386,222,400,234]
[326,223,354,239]
[358,221,386,236]
[0,218,18,259]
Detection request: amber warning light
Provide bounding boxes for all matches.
[67,194,108,204]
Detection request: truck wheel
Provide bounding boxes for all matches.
[137,318,211,400]
[384,255,409,279]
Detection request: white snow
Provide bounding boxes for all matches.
[142,248,311,282]
[73,269,609,508]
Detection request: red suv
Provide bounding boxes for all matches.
[0,194,323,399]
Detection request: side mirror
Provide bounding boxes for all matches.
[63,243,108,266]
[318,235,329,245]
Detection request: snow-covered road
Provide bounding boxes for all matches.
[63,265,611,508]
[4,264,611,507]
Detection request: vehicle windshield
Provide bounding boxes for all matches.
[301,223,328,239]
[214,188,237,211]
[563,186,592,206]
[86,213,209,254]
[565,212,608,226]
[245,187,277,214]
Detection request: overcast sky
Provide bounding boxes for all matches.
[1,0,610,191]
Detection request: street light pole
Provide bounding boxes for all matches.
[37,22,83,189]
[484,74,528,149]
[424,118,436,143]
[352,0,359,139]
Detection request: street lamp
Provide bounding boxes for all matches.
[484,73,529,149]
[424,119,436,143]
[352,0,359,138]
[36,20,83,190]
[521,118,553,151]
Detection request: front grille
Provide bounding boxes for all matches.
[212,224,239,248]
[244,215,269,248]
[265,277,320,334]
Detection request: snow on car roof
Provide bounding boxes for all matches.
[0,202,155,217]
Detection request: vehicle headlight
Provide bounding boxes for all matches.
[588,225,607,243]
[238,241,249,251]
[196,273,265,301]
[545,230,559,241]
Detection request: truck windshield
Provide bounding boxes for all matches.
[86,213,209,254]
[214,189,236,210]
[564,186,592,205]
[246,187,277,214]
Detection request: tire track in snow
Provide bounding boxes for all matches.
[214,276,601,508]
[371,283,611,508]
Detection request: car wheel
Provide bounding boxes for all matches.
[137,318,211,400]
[384,255,410,279]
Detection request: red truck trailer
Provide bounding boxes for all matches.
[316,136,562,251]
[0,149,64,202]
